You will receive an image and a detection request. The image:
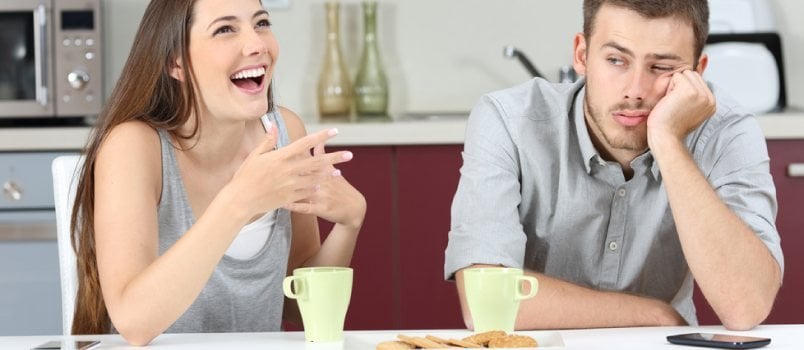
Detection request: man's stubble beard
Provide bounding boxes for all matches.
[583,83,650,152]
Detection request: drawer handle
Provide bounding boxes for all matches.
[3,181,23,201]
[789,163,804,178]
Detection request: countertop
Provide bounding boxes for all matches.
[2,325,803,349]
[1,111,804,151]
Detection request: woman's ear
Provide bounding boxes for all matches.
[169,56,184,81]
[572,33,588,76]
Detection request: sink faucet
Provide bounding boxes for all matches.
[503,45,578,83]
[503,45,544,79]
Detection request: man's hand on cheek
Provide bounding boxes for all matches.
[647,70,716,146]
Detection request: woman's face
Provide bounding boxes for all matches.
[184,0,279,122]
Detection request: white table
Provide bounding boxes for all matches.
[1,325,801,349]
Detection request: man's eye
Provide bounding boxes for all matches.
[607,57,624,66]
[214,25,235,35]
[652,65,674,72]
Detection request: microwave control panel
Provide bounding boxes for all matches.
[53,0,102,117]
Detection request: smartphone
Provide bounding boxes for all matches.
[667,333,771,349]
[31,340,100,350]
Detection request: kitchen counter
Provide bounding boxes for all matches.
[1,111,804,151]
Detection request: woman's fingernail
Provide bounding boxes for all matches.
[315,184,321,191]
[332,169,342,177]
[342,151,353,160]
[328,128,339,136]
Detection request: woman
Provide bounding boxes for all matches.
[69,0,366,345]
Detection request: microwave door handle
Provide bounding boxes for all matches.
[33,4,49,107]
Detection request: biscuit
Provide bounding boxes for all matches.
[375,340,414,350]
[397,334,446,348]
[447,337,483,348]
[462,330,507,346]
[488,334,538,348]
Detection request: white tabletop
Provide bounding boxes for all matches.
[1,325,801,349]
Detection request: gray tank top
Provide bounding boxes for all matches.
[156,110,292,333]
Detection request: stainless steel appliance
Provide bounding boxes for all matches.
[0,0,102,121]
[1,151,76,335]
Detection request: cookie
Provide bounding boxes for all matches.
[375,340,414,350]
[447,337,483,348]
[462,330,507,346]
[488,334,538,348]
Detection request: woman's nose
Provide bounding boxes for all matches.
[242,29,267,57]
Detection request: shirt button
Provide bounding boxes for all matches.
[609,241,618,251]
[618,188,626,197]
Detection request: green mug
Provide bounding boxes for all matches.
[283,267,353,342]
[463,267,538,333]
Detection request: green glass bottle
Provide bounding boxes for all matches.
[317,1,352,121]
[353,1,389,118]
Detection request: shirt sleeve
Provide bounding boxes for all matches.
[697,113,784,276]
[444,94,528,280]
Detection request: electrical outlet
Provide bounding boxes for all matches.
[263,0,290,10]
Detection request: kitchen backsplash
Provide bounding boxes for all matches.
[102,0,804,122]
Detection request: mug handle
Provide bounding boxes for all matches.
[515,276,539,300]
[283,276,306,300]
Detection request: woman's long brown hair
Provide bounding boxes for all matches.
[70,0,273,334]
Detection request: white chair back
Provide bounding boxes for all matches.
[51,155,85,335]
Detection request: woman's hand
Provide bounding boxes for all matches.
[284,143,367,230]
[226,126,353,223]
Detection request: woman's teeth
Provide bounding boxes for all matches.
[230,67,266,80]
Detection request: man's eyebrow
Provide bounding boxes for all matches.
[207,10,270,30]
[602,41,634,57]
[602,41,683,61]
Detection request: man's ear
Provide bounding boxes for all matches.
[573,33,588,76]
[695,53,709,75]
[169,56,184,81]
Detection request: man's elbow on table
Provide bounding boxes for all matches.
[718,298,775,331]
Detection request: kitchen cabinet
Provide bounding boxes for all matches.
[316,146,396,330]
[694,139,804,325]
[396,145,464,329]
[314,145,465,330]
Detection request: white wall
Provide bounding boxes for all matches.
[102,0,804,122]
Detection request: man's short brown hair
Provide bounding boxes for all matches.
[583,0,709,59]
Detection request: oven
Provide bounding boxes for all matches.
[0,0,102,122]
[1,151,77,335]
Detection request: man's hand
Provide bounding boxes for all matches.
[647,70,716,148]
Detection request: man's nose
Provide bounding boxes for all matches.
[624,69,650,101]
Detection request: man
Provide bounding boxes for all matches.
[445,0,783,330]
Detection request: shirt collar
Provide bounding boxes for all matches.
[571,85,600,174]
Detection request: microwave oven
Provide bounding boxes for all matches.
[0,0,102,122]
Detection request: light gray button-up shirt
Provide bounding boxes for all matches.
[444,78,783,326]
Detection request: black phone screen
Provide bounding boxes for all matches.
[667,333,771,349]
[31,340,100,350]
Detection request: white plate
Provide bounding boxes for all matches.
[342,330,565,349]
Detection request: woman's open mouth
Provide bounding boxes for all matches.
[229,66,266,94]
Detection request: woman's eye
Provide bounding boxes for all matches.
[257,19,271,28]
[214,25,235,35]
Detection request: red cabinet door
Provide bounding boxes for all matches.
[396,145,466,329]
[694,139,804,325]
[316,146,396,330]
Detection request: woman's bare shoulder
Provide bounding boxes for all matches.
[277,106,307,142]
[96,120,162,192]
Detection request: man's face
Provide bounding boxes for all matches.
[573,4,702,154]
